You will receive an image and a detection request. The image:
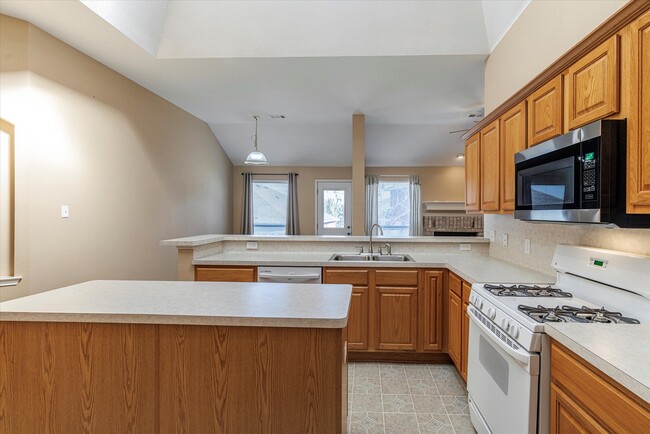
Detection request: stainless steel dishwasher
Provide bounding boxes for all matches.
[257,266,322,284]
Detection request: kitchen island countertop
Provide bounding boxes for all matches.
[0,280,352,328]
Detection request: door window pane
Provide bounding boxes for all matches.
[323,190,345,228]
[378,179,410,237]
[252,181,287,235]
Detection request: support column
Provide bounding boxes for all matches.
[352,114,366,235]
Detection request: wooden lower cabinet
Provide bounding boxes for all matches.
[195,266,256,282]
[550,341,650,433]
[447,290,462,367]
[324,268,448,358]
[347,286,369,350]
[448,274,471,380]
[420,270,444,351]
[376,286,418,351]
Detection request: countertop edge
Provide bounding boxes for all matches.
[0,312,350,329]
[545,325,650,404]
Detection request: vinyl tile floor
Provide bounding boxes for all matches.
[347,363,477,434]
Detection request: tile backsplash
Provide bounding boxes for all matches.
[485,214,650,276]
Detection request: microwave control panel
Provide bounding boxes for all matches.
[580,139,600,206]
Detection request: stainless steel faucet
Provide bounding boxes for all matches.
[369,223,384,254]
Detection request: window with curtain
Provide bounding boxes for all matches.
[377,177,410,237]
[252,180,288,235]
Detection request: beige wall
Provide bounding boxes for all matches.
[0,15,233,301]
[232,166,465,235]
[482,0,649,275]
[484,0,628,114]
[366,167,465,203]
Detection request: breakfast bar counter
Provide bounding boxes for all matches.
[0,280,352,434]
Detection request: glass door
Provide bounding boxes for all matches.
[316,181,352,235]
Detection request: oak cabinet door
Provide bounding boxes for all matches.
[480,120,501,212]
[195,266,256,282]
[527,75,563,146]
[628,10,650,213]
[420,270,444,351]
[447,291,462,368]
[500,102,527,211]
[347,286,370,350]
[567,35,620,130]
[460,281,472,382]
[465,134,481,212]
[376,287,418,351]
[550,384,608,434]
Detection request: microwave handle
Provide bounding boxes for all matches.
[468,307,537,371]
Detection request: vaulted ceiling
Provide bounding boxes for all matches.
[0,0,530,167]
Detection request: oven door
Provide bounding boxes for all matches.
[467,307,539,434]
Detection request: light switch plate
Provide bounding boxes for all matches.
[460,244,471,251]
[60,205,69,218]
[502,233,508,247]
[246,241,258,250]
[524,239,531,255]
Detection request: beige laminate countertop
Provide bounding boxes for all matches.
[194,252,554,284]
[545,324,650,404]
[0,280,352,329]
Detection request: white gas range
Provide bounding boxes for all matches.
[466,245,650,434]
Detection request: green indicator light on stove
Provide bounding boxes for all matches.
[585,152,595,161]
[593,259,604,267]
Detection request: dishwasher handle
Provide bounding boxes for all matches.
[258,273,321,281]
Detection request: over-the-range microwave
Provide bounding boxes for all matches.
[514,119,650,228]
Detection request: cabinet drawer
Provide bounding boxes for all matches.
[323,269,369,285]
[195,267,256,282]
[551,342,650,433]
[375,270,418,286]
[449,273,462,297]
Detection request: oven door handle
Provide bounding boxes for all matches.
[468,309,535,369]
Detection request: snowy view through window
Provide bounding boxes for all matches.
[253,181,287,235]
[378,179,410,237]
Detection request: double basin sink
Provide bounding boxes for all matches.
[329,253,415,262]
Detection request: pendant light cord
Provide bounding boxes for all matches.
[253,115,260,151]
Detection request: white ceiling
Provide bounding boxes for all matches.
[0,0,530,167]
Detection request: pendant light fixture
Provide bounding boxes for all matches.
[244,115,268,165]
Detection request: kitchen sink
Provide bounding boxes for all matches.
[328,254,414,262]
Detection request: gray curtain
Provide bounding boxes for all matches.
[365,175,379,235]
[240,173,253,234]
[286,173,300,235]
[409,175,422,236]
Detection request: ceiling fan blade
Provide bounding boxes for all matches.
[449,129,470,134]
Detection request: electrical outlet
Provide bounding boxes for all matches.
[524,239,531,255]
[246,241,258,250]
[60,205,69,218]
[502,233,509,247]
[460,244,472,251]
[488,230,496,242]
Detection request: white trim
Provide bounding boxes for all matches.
[0,276,22,287]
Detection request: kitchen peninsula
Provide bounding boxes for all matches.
[0,280,352,433]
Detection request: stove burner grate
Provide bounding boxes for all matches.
[517,304,641,324]
[484,284,572,298]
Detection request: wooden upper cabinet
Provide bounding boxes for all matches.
[480,120,500,212]
[627,10,650,213]
[376,286,418,351]
[464,134,481,212]
[420,270,444,352]
[527,75,563,146]
[195,266,256,282]
[567,35,620,130]
[500,102,527,212]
